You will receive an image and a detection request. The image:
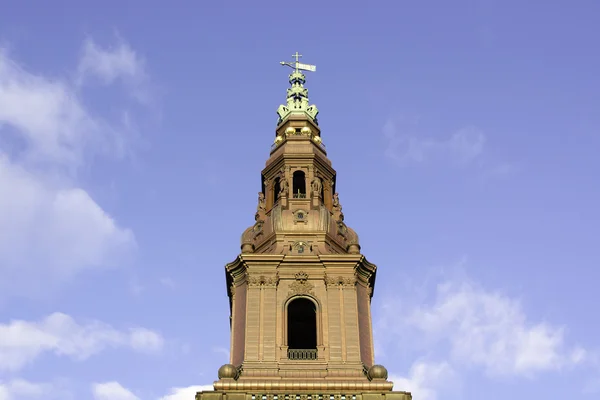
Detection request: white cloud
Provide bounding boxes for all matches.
[159,385,214,400]
[391,361,456,400]
[406,280,585,377]
[0,157,135,296]
[88,382,214,400]
[0,379,69,400]
[376,270,593,399]
[92,381,139,400]
[77,37,149,103]
[0,48,121,168]
[159,277,176,289]
[129,327,165,352]
[0,312,163,372]
[383,117,485,165]
[0,379,46,400]
[0,41,140,299]
[378,274,586,383]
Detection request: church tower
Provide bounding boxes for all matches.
[196,54,412,400]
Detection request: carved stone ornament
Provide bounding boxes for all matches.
[311,176,322,197]
[279,174,289,198]
[332,192,344,221]
[247,273,279,287]
[229,284,236,298]
[252,220,264,239]
[325,274,356,287]
[289,271,314,295]
[255,192,266,221]
[337,220,348,238]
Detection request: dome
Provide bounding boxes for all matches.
[240,226,255,253]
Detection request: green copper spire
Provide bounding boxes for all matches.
[277,52,319,126]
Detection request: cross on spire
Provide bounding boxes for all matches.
[280,52,316,74]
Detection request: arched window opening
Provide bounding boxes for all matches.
[293,171,306,198]
[287,298,317,360]
[274,177,281,201]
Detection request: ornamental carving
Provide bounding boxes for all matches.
[311,176,322,197]
[247,273,279,287]
[229,284,236,298]
[332,192,344,222]
[325,274,356,287]
[337,220,348,238]
[252,220,264,239]
[255,192,266,221]
[289,271,314,295]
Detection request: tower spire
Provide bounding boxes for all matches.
[194,52,412,400]
[277,52,319,125]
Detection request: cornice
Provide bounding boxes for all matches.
[213,380,396,392]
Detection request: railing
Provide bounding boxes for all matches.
[288,348,318,360]
[251,395,357,400]
[293,193,307,199]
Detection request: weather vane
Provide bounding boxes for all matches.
[280,52,316,74]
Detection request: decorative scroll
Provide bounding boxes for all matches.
[289,271,314,295]
[324,274,356,287]
[247,273,279,287]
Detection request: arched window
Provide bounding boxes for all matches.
[273,177,281,201]
[292,171,306,198]
[287,298,317,360]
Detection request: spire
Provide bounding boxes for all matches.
[277,52,319,126]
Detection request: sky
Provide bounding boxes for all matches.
[0,0,599,399]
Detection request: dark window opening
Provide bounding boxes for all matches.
[287,298,317,349]
[293,171,306,198]
[274,177,281,201]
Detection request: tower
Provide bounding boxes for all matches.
[196,54,412,400]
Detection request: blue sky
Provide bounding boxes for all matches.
[0,1,599,399]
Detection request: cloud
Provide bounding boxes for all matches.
[0,48,124,168]
[0,40,142,300]
[376,268,589,398]
[0,379,70,400]
[92,382,139,400]
[159,384,214,400]
[484,162,518,179]
[383,117,485,165]
[406,280,585,377]
[0,312,163,372]
[0,157,135,295]
[77,37,149,103]
[391,361,456,400]
[0,379,47,400]
[159,277,176,289]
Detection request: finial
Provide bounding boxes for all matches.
[280,52,316,74]
[277,52,319,126]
